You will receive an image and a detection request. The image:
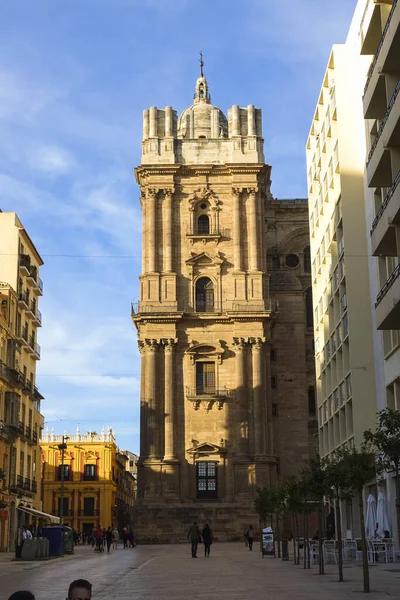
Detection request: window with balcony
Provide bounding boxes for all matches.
[58,497,69,517]
[83,497,95,516]
[196,461,217,499]
[84,464,96,481]
[195,362,215,395]
[195,277,214,312]
[58,464,70,481]
[19,450,24,478]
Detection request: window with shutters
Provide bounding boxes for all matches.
[196,461,218,499]
[196,362,215,395]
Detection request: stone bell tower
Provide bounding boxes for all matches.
[132,60,278,541]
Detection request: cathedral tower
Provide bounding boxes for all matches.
[133,64,280,540]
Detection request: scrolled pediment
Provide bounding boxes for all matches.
[185,251,223,267]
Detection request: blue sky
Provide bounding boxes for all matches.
[0,0,357,454]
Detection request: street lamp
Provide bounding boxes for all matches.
[58,436,69,528]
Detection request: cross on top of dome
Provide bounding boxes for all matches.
[194,51,211,105]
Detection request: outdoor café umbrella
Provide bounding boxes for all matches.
[376,491,390,537]
[365,494,377,538]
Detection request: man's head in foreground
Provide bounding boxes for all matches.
[67,579,92,600]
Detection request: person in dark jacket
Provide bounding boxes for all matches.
[202,524,213,557]
[105,526,113,553]
[188,522,201,557]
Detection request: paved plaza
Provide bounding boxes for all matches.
[0,543,400,599]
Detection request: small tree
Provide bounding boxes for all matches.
[341,447,378,594]
[255,486,276,528]
[283,477,303,565]
[305,456,330,575]
[364,409,400,542]
[325,449,352,582]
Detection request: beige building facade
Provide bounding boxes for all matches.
[0,211,44,550]
[132,68,316,541]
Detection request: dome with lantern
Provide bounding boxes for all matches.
[177,57,228,140]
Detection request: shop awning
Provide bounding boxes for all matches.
[18,506,60,524]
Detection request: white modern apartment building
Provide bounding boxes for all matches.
[359,0,400,541]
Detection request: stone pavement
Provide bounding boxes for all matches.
[0,543,400,599]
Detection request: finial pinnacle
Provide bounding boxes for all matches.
[199,50,204,77]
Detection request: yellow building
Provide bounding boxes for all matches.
[41,428,135,534]
[0,211,44,551]
[115,452,136,529]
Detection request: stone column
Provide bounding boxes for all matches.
[143,109,150,139]
[149,106,157,137]
[163,189,174,272]
[164,338,178,460]
[247,104,255,136]
[233,337,247,455]
[248,188,260,271]
[140,193,146,274]
[138,341,147,459]
[232,188,242,270]
[265,343,273,455]
[251,337,265,458]
[145,339,158,458]
[165,106,173,137]
[147,189,157,273]
[231,104,240,136]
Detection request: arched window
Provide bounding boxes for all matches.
[197,214,210,234]
[304,246,311,273]
[196,277,214,312]
[305,287,313,328]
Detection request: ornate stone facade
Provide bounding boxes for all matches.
[132,68,316,542]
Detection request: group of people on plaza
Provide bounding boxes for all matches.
[187,522,255,557]
[91,525,135,552]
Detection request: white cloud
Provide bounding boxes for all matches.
[28,144,76,175]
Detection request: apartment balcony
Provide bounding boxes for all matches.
[0,420,11,441]
[18,290,30,311]
[26,266,43,296]
[25,426,32,442]
[27,336,41,360]
[17,326,29,348]
[52,510,74,517]
[19,254,31,276]
[14,475,24,491]
[375,263,400,328]
[23,477,31,491]
[371,170,400,254]
[0,360,15,386]
[32,431,38,444]
[360,1,387,55]
[363,1,399,117]
[31,480,38,494]
[367,80,400,187]
[33,385,44,401]
[29,305,42,327]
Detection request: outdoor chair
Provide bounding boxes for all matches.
[323,541,337,564]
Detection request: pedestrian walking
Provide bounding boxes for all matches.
[122,526,128,549]
[188,521,201,558]
[202,523,213,557]
[128,527,135,548]
[245,524,255,551]
[106,526,113,553]
[94,525,104,552]
[112,526,119,549]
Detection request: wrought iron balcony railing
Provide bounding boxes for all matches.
[376,263,400,307]
[370,170,400,234]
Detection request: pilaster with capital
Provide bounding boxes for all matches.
[232,188,243,271]
[145,338,160,458]
[247,188,260,271]
[163,337,178,460]
[138,341,148,458]
[163,189,174,272]
[233,337,248,456]
[147,188,158,273]
[265,341,274,455]
[250,337,266,457]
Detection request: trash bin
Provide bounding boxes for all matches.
[42,526,64,556]
[63,526,74,554]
